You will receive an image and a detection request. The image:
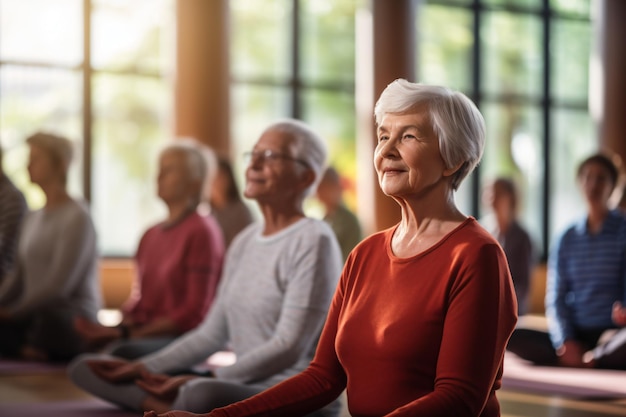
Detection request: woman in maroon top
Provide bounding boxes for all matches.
[75,140,225,358]
[146,79,517,417]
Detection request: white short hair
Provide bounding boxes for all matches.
[374,79,485,190]
[161,138,217,203]
[263,119,327,196]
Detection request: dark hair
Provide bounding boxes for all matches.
[492,177,518,210]
[218,156,243,202]
[576,153,619,189]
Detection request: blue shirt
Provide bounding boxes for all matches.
[546,209,626,348]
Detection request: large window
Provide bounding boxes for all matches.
[230,0,359,216]
[418,0,593,257]
[0,0,174,256]
[1,0,594,260]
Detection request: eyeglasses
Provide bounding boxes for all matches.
[243,149,309,168]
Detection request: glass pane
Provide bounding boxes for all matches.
[300,0,356,84]
[92,0,174,73]
[481,11,543,98]
[483,0,541,9]
[230,0,292,81]
[549,109,595,246]
[302,88,357,211]
[0,0,82,66]
[551,0,591,16]
[424,0,471,5]
[552,19,591,103]
[0,65,83,209]
[418,5,473,91]
[92,74,172,256]
[480,102,544,250]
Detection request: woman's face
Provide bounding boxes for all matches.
[27,144,62,186]
[157,149,197,205]
[374,109,450,199]
[578,162,615,207]
[243,130,309,205]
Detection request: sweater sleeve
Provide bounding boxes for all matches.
[9,204,98,317]
[0,182,27,281]
[214,232,340,384]
[545,233,574,348]
[140,283,231,374]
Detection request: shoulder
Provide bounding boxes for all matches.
[65,198,93,218]
[607,209,626,233]
[450,218,500,246]
[281,218,340,253]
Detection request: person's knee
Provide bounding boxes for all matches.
[67,354,93,384]
[66,353,112,386]
[174,379,259,413]
[174,379,220,412]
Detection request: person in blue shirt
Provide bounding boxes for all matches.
[508,153,626,369]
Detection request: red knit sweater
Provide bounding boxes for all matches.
[123,212,225,333]
[209,218,517,417]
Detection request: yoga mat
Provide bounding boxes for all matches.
[0,359,66,374]
[502,352,626,398]
[0,398,138,417]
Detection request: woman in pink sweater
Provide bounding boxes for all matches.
[147,79,518,417]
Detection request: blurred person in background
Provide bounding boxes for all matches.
[74,140,225,359]
[508,153,626,370]
[0,132,100,362]
[205,156,254,248]
[316,166,362,261]
[0,140,28,285]
[480,177,536,316]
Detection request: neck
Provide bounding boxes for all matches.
[166,200,195,225]
[495,211,514,234]
[42,182,70,209]
[587,204,609,233]
[258,201,306,236]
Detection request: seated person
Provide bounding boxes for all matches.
[204,155,254,248]
[0,132,100,362]
[67,119,343,416]
[0,141,28,285]
[480,176,536,315]
[508,153,626,369]
[75,140,225,359]
[316,166,362,261]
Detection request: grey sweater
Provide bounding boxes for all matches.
[0,198,101,320]
[141,217,342,389]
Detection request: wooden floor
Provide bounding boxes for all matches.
[2,367,626,416]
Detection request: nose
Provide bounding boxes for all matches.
[248,151,268,169]
[376,136,400,159]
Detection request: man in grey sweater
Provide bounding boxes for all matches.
[68,119,343,416]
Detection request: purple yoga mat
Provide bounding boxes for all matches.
[0,359,66,374]
[0,398,138,417]
[502,352,626,398]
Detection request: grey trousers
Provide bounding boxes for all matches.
[67,353,341,416]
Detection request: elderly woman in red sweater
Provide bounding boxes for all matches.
[147,79,517,417]
[76,139,225,359]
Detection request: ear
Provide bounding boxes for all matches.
[443,161,467,178]
[299,168,317,191]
